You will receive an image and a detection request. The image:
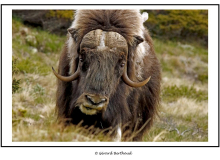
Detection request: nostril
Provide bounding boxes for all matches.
[85,95,94,104]
[85,95,107,105]
[101,98,107,103]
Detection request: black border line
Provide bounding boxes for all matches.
[1,4,2,148]
[1,4,219,147]
[217,3,219,148]
[1,4,220,5]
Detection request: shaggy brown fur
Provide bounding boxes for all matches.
[55,10,161,141]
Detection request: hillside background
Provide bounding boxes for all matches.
[12,10,208,142]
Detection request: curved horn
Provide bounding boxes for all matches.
[122,65,151,87]
[52,67,80,82]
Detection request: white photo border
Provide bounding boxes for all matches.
[1,4,219,147]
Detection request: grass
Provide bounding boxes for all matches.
[162,85,208,102]
[12,18,208,142]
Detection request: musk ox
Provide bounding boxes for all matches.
[52,10,161,141]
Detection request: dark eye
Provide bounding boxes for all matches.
[79,50,86,62]
[79,57,84,62]
[120,63,125,68]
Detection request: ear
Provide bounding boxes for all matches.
[67,28,78,42]
[133,35,144,46]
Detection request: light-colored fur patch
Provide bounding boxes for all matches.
[113,126,122,142]
[142,12,149,22]
[67,36,76,75]
[68,57,74,75]
[97,31,106,49]
[67,36,73,55]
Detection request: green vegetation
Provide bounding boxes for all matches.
[12,13,208,142]
[12,58,21,93]
[46,10,74,20]
[12,18,65,75]
[154,38,208,83]
[162,85,208,102]
[143,10,208,47]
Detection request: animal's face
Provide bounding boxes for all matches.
[52,29,151,116]
[76,29,128,115]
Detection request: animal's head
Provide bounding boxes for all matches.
[53,29,151,115]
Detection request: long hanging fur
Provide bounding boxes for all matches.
[56,10,161,141]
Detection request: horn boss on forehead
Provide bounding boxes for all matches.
[80,29,128,52]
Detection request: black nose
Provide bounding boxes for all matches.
[85,94,107,106]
